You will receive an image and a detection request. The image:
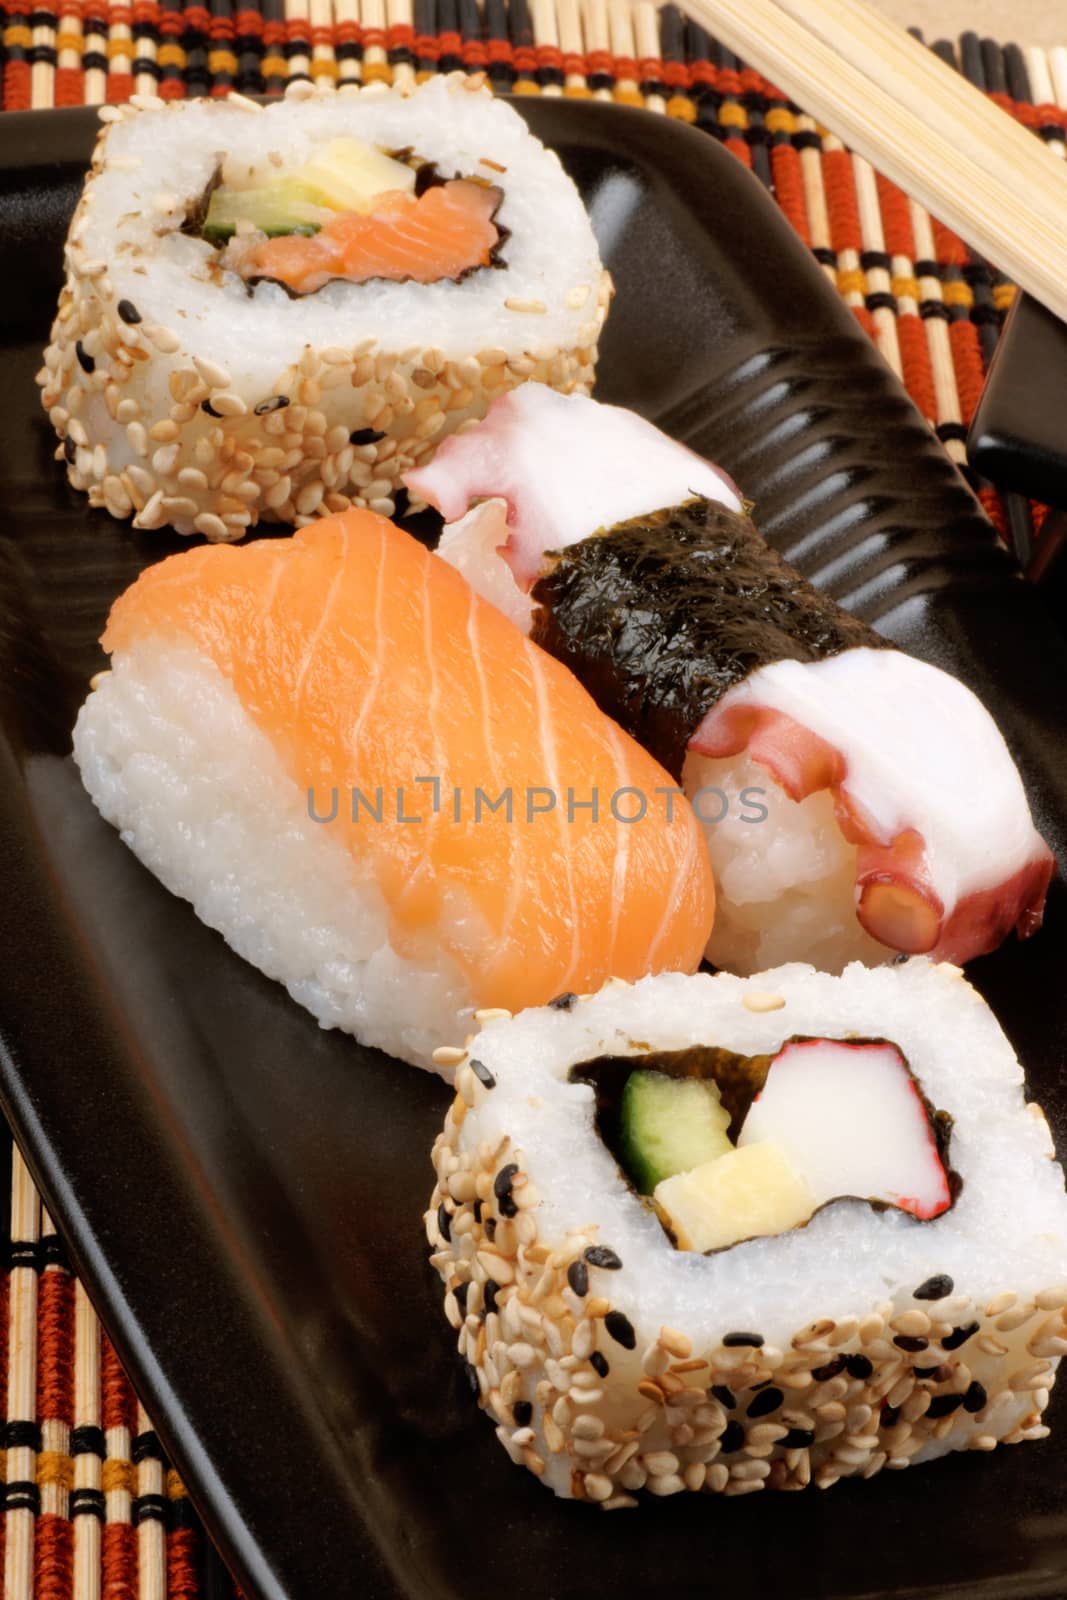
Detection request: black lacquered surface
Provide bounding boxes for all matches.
[969,292,1067,513]
[3,100,1067,1600]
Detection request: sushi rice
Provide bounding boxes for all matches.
[427,960,1067,1499]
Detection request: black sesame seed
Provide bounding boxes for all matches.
[485,1217,496,1242]
[392,486,411,520]
[881,1404,901,1429]
[472,1199,483,1225]
[782,1427,815,1449]
[590,1351,609,1378]
[350,426,386,445]
[719,1421,744,1453]
[567,1260,589,1297]
[453,1281,470,1314]
[604,1310,636,1350]
[436,1202,451,1242]
[75,340,94,374]
[845,1354,873,1380]
[962,1381,987,1414]
[914,1274,954,1301]
[493,1163,519,1219]
[63,436,77,465]
[116,298,142,325]
[893,1335,929,1353]
[942,1321,979,1351]
[513,1400,532,1427]
[470,1058,496,1089]
[723,1331,764,1348]
[463,1360,479,1395]
[254,394,290,415]
[914,1366,942,1381]
[201,399,222,417]
[811,1355,847,1383]
[746,1386,784,1419]
[584,1246,622,1271]
[548,992,577,1010]
[484,1279,500,1316]
[711,1385,736,1410]
[926,1393,964,1419]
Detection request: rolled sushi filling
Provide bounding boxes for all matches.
[572,1035,957,1253]
[193,136,504,292]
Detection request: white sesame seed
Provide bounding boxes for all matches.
[127,419,150,457]
[194,512,230,541]
[743,991,786,1013]
[144,325,181,354]
[295,482,325,516]
[226,90,264,112]
[161,496,199,519]
[997,1304,1037,1333]
[569,1387,604,1408]
[135,489,166,530]
[194,356,232,390]
[210,391,248,419]
[891,1310,931,1338]
[583,1474,613,1503]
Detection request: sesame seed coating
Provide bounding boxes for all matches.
[428,1068,1067,1504]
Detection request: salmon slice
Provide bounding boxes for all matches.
[251,180,500,292]
[103,511,714,1011]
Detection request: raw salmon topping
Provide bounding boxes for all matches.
[249,180,501,292]
[102,512,714,1012]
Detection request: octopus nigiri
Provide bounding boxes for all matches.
[407,385,1053,974]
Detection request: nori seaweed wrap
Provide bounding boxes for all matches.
[530,499,885,780]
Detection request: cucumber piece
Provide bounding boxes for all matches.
[298,137,416,214]
[619,1070,733,1194]
[203,180,329,243]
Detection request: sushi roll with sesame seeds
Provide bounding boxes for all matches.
[38,75,609,540]
[427,960,1067,1500]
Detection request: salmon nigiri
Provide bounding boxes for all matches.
[74,510,714,1070]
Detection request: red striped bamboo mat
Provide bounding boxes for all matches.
[0,1145,208,1600]
[1,12,1064,1597]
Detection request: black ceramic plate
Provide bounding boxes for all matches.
[969,292,1067,513]
[4,99,1067,1600]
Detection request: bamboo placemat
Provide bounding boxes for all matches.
[0,1143,206,1600]
[1,12,1065,1597]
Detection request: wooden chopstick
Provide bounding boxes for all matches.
[676,0,1067,327]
